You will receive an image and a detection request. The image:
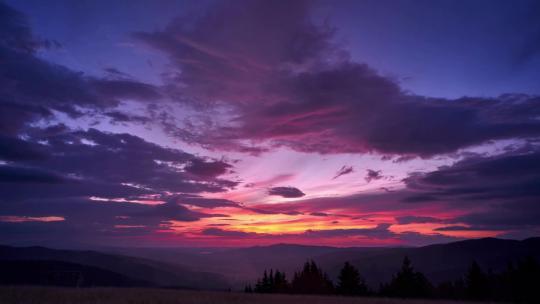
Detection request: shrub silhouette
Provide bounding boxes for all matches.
[336,262,369,296]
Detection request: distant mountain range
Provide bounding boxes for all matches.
[0,260,147,287]
[0,245,229,289]
[2,237,540,290]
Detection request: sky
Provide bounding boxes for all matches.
[1,0,540,248]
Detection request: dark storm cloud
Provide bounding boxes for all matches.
[401,149,540,231]
[0,165,65,184]
[404,150,540,202]
[0,198,207,224]
[0,198,216,245]
[0,128,237,200]
[0,2,161,136]
[137,0,540,157]
[0,180,148,202]
[268,186,305,198]
[0,135,47,161]
[0,127,239,244]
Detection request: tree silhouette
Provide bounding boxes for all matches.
[248,254,540,302]
[513,257,540,303]
[497,257,540,303]
[291,260,334,294]
[272,270,290,293]
[465,261,490,300]
[381,256,432,298]
[254,270,270,293]
[336,262,368,296]
[254,269,289,293]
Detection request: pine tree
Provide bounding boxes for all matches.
[465,261,489,300]
[253,269,290,293]
[291,260,334,294]
[273,270,289,293]
[381,256,432,298]
[337,262,368,296]
[255,270,272,293]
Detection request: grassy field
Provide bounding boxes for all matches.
[0,287,478,304]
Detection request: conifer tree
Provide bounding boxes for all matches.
[465,261,489,300]
[337,262,369,296]
[291,260,334,294]
[381,256,432,298]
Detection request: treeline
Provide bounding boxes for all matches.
[244,256,540,303]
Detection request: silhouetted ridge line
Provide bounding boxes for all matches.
[247,255,540,302]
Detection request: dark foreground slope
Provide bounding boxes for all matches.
[0,260,147,287]
[0,287,475,304]
[0,245,229,289]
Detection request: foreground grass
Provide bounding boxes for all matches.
[0,287,480,304]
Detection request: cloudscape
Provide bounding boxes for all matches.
[1,0,540,248]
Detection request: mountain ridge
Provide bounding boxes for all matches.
[2,237,539,290]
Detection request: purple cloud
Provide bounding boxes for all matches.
[202,228,255,237]
[365,169,383,183]
[184,159,232,179]
[0,198,215,245]
[304,223,393,238]
[268,186,306,198]
[333,165,354,180]
[167,194,240,209]
[395,216,445,225]
[0,2,161,139]
[135,0,540,157]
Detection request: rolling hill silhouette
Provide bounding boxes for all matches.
[0,245,229,289]
[108,237,540,288]
[0,260,148,287]
[2,237,539,290]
